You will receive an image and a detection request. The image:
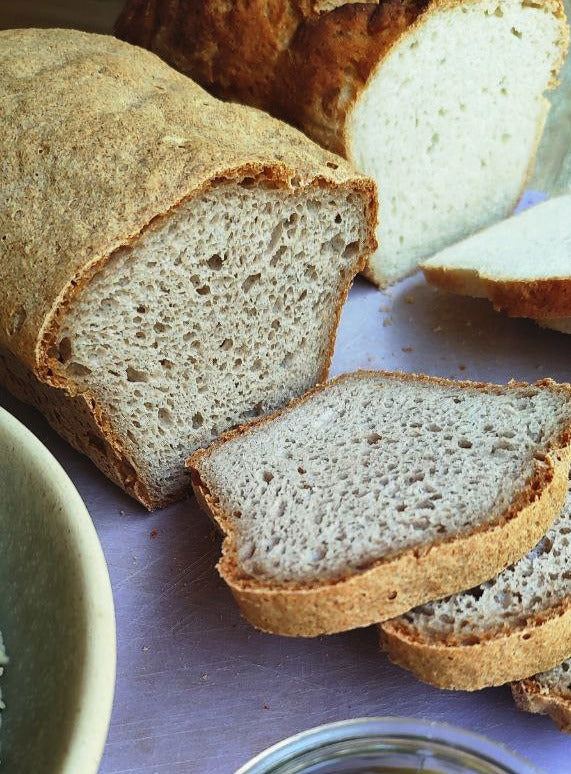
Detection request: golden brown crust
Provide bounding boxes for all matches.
[115,0,568,160]
[423,266,571,320]
[512,675,571,732]
[381,602,571,691]
[115,0,428,157]
[0,28,376,508]
[0,28,376,377]
[187,370,571,637]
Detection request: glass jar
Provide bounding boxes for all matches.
[236,718,540,774]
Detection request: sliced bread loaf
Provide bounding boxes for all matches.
[380,481,571,690]
[116,0,569,286]
[0,28,376,509]
[512,658,571,733]
[422,195,571,320]
[188,371,571,636]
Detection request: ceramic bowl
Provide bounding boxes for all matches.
[0,407,116,773]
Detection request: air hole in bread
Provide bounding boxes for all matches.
[126,366,148,383]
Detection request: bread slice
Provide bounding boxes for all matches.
[380,481,571,690]
[422,195,571,320]
[116,0,568,286]
[188,371,571,637]
[0,28,376,510]
[512,658,571,733]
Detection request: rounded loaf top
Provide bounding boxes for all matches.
[0,28,376,375]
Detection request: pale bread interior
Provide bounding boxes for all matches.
[347,0,565,285]
[51,181,365,503]
[195,373,571,583]
[422,195,571,285]
[396,483,571,642]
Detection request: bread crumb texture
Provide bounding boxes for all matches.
[397,489,571,643]
[195,373,571,582]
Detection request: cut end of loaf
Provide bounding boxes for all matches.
[347,0,568,286]
[189,371,571,635]
[46,178,369,507]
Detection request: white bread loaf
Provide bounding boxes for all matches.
[116,0,569,285]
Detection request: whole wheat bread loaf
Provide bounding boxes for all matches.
[512,658,571,733]
[188,371,571,636]
[0,28,376,509]
[422,195,571,322]
[116,0,568,286]
[381,480,571,690]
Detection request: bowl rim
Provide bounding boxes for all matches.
[0,406,116,774]
[235,717,541,774]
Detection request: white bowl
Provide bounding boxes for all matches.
[0,407,116,773]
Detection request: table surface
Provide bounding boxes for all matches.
[2,247,571,773]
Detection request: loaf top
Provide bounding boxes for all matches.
[0,28,375,377]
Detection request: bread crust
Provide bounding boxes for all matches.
[115,0,567,158]
[115,0,429,157]
[188,371,571,636]
[512,674,571,732]
[0,28,376,509]
[423,266,571,320]
[381,601,571,691]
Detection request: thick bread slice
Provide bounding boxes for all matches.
[512,658,571,733]
[116,0,568,286]
[0,29,376,509]
[381,482,571,690]
[422,195,571,319]
[188,371,571,637]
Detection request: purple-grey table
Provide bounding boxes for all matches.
[3,266,571,774]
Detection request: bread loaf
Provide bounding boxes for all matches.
[0,28,376,509]
[116,0,569,286]
[188,371,571,636]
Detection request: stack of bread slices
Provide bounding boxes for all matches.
[188,370,571,732]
